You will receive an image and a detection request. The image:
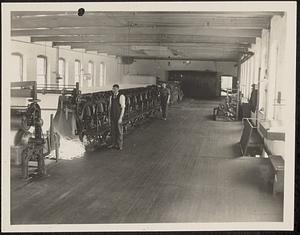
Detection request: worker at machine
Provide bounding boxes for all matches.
[108,84,126,150]
[249,84,258,113]
[160,82,171,120]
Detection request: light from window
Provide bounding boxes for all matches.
[100,62,105,86]
[88,61,94,87]
[75,60,81,87]
[221,76,233,96]
[36,56,47,86]
[11,53,23,82]
[58,58,65,87]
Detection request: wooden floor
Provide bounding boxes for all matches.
[10,99,283,224]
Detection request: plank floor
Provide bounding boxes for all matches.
[10,98,283,224]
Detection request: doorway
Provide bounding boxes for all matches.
[221,75,233,96]
[168,70,220,99]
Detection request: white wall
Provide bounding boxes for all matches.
[260,14,290,158]
[11,39,238,90]
[127,59,237,80]
[238,13,292,159]
[122,75,157,85]
[10,39,125,93]
[267,14,288,122]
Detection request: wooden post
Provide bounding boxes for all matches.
[256,67,261,126]
[32,81,38,101]
[236,64,241,121]
[56,47,59,89]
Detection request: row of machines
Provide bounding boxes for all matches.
[53,84,161,151]
[11,81,162,178]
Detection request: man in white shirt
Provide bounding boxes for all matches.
[107,84,126,150]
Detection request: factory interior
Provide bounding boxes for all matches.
[5,8,296,226]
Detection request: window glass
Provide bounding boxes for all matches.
[100,62,105,86]
[88,61,94,87]
[221,76,233,96]
[58,58,65,87]
[75,60,81,87]
[11,53,23,82]
[37,56,47,86]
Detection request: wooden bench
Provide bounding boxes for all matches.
[269,155,284,195]
[240,118,263,156]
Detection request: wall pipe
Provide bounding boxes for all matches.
[236,64,241,120]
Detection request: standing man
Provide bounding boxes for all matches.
[160,82,171,120]
[249,84,258,113]
[108,84,126,150]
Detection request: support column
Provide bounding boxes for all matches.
[236,63,241,121]
[55,47,59,88]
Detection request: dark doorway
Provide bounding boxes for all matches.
[168,70,221,99]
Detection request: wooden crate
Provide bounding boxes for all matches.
[269,155,284,195]
[11,145,24,166]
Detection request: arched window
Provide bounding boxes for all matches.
[100,62,106,86]
[88,61,94,87]
[11,53,23,82]
[58,58,65,87]
[74,60,82,87]
[36,55,47,86]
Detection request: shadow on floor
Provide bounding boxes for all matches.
[232,142,242,158]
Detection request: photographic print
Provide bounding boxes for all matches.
[1,1,296,232]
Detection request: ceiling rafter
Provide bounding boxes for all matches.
[12,14,271,29]
[52,42,250,48]
[31,35,256,44]
[11,27,262,38]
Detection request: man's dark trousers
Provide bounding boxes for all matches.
[161,98,168,119]
[110,94,123,148]
[111,119,123,148]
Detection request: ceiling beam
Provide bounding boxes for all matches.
[95,49,241,57]
[105,11,283,18]
[131,56,239,62]
[52,41,250,49]
[32,35,256,44]
[11,27,262,38]
[12,15,120,29]
[167,47,246,53]
[11,11,283,18]
[68,45,245,53]
[12,15,270,29]
[95,50,147,57]
[12,11,79,17]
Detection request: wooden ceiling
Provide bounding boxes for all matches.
[11,11,284,62]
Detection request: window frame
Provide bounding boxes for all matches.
[58,57,66,86]
[87,60,94,87]
[100,62,106,86]
[36,55,48,86]
[74,59,82,87]
[11,52,23,82]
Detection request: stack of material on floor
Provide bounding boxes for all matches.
[54,137,85,160]
[213,93,238,121]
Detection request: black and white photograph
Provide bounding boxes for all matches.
[1,1,297,232]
